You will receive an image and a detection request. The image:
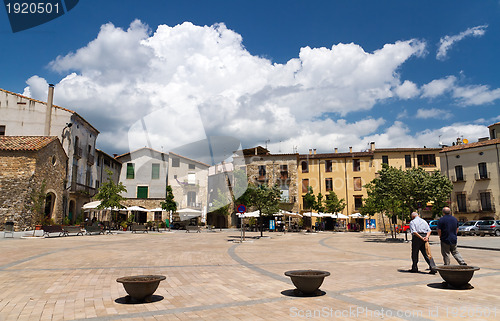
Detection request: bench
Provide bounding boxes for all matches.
[85,225,104,235]
[131,224,148,233]
[186,225,201,233]
[63,226,84,236]
[4,222,14,238]
[42,225,64,237]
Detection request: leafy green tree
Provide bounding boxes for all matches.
[161,185,177,230]
[427,170,454,218]
[247,183,281,237]
[302,186,316,210]
[314,193,325,213]
[325,190,346,214]
[94,170,127,227]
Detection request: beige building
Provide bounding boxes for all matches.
[0,136,67,230]
[440,123,500,221]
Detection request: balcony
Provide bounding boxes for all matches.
[70,181,96,196]
[474,172,490,180]
[73,147,82,159]
[87,154,95,165]
[187,202,202,210]
[451,175,466,183]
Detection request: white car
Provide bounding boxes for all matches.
[458,220,482,236]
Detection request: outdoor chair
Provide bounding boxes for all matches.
[4,222,14,238]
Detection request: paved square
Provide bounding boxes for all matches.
[1,231,499,320]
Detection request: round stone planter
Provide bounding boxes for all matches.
[284,270,330,294]
[435,265,480,288]
[116,275,166,302]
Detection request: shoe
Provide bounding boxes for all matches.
[429,270,437,275]
[406,269,418,273]
[460,262,467,266]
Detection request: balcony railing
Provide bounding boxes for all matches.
[474,172,490,180]
[71,181,96,196]
[187,202,202,209]
[87,154,95,165]
[73,147,82,159]
[451,175,466,183]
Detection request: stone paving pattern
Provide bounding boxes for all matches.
[1,230,499,320]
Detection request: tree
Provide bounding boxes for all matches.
[161,185,177,230]
[303,186,316,210]
[25,180,47,236]
[314,193,325,213]
[247,183,281,237]
[324,190,346,214]
[94,170,127,228]
[364,164,453,238]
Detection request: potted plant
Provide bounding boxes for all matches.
[121,221,128,231]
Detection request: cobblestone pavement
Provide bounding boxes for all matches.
[0,230,499,320]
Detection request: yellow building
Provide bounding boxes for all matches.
[298,143,443,230]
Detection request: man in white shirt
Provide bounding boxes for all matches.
[408,212,437,274]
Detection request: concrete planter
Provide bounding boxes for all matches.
[284,270,330,294]
[435,265,480,288]
[116,275,166,302]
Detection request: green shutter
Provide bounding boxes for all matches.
[126,163,135,179]
[152,164,160,179]
[137,186,148,199]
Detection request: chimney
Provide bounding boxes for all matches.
[349,147,353,153]
[370,142,375,151]
[313,149,317,155]
[334,148,338,153]
[44,84,55,136]
[113,154,118,158]
[309,149,312,155]
[255,147,258,155]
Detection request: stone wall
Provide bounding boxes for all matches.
[0,140,67,231]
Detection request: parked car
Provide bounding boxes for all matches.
[397,224,410,233]
[478,220,500,236]
[458,220,481,236]
[429,220,438,234]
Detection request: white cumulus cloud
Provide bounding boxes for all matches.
[23,20,428,155]
[415,108,452,119]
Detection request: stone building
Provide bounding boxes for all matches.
[440,123,500,221]
[0,136,67,231]
[0,87,99,221]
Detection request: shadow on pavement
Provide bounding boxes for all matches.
[426,282,474,290]
[115,295,164,304]
[281,289,326,297]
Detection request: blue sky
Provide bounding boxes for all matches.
[1,1,500,156]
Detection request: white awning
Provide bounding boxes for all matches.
[177,208,202,220]
[237,210,260,218]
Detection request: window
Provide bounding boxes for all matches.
[258,165,266,180]
[0,125,5,135]
[172,158,180,167]
[302,179,309,193]
[455,165,464,181]
[478,162,488,179]
[353,177,362,191]
[480,192,492,211]
[126,163,135,179]
[95,180,100,189]
[405,155,411,168]
[301,161,309,173]
[96,155,101,167]
[137,186,148,199]
[154,211,162,221]
[280,184,289,202]
[280,165,288,180]
[189,163,196,170]
[456,193,466,212]
[325,160,332,172]
[417,154,436,166]
[151,164,160,179]
[188,173,196,185]
[353,159,360,172]
[354,196,363,210]
[382,155,389,165]
[187,191,197,206]
[325,178,333,191]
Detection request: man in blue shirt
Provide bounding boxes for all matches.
[437,207,466,265]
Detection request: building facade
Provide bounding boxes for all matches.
[0,136,67,230]
[0,87,99,221]
[440,123,500,221]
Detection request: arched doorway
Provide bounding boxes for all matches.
[44,192,56,224]
[69,200,76,223]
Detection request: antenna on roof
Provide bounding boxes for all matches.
[265,139,270,150]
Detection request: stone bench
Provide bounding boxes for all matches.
[186,225,201,233]
[63,226,84,236]
[85,225,104,235]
